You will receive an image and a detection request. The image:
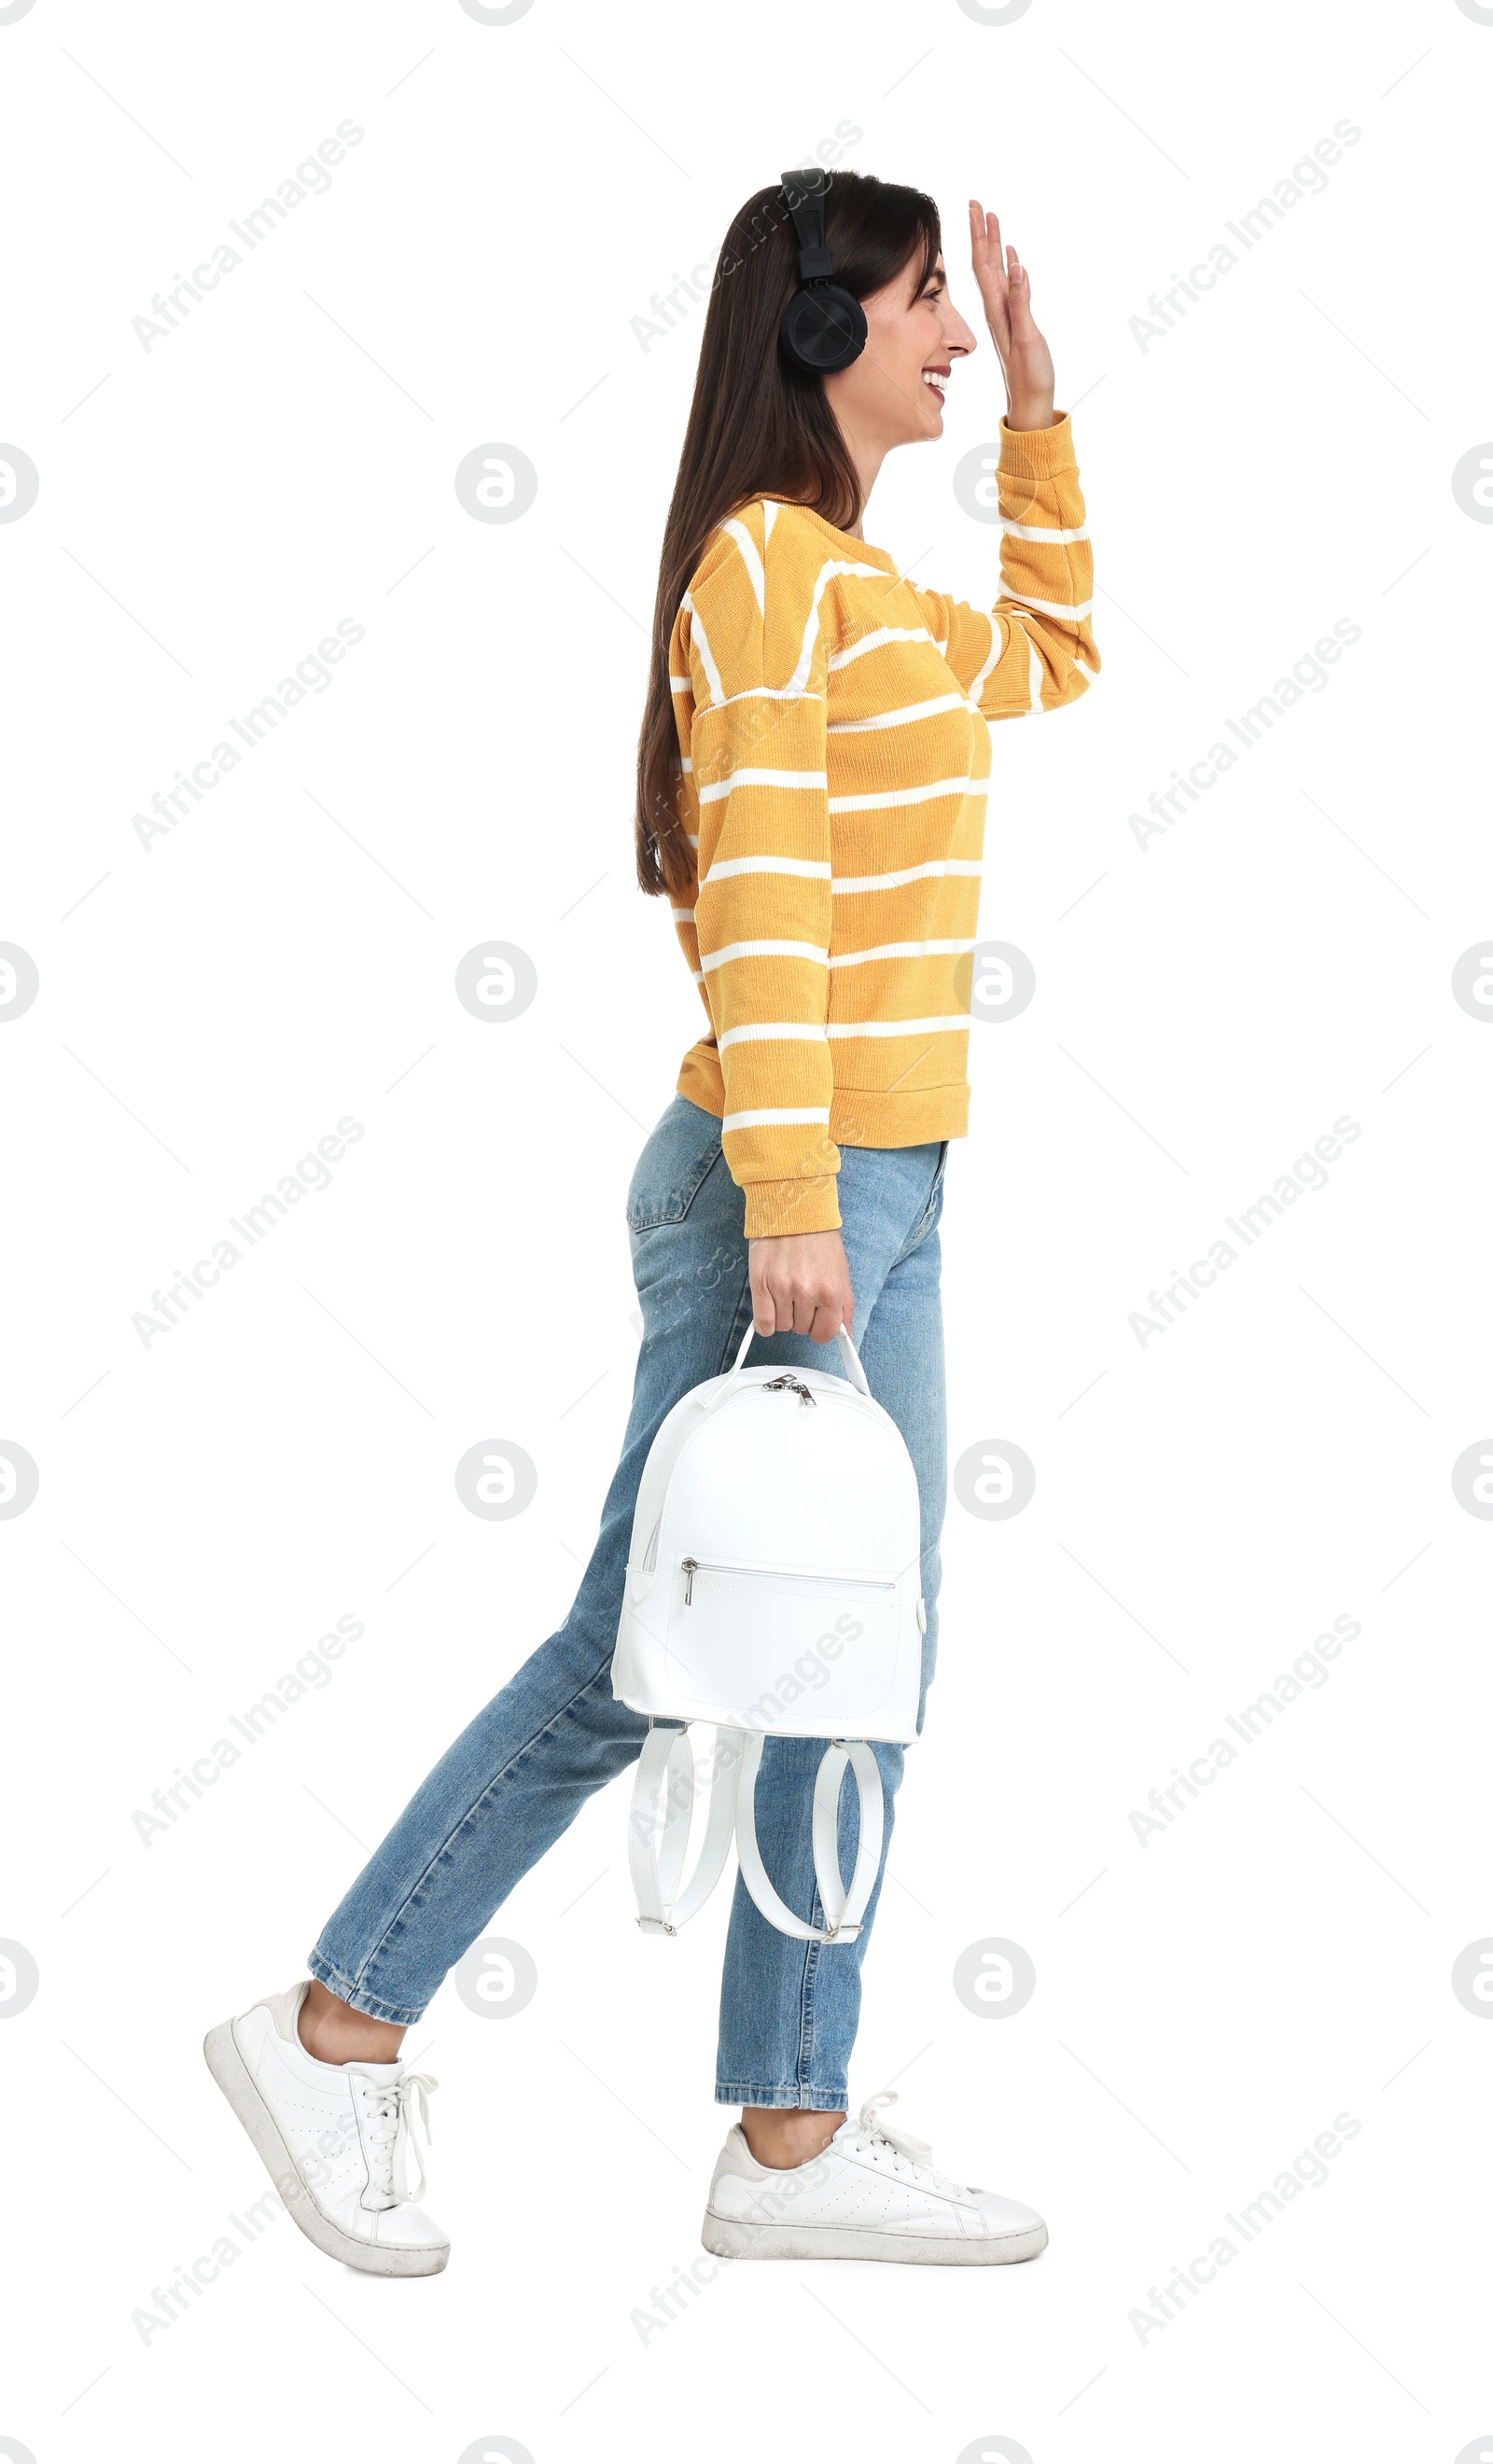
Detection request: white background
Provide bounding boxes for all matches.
[2,0,1490,2457]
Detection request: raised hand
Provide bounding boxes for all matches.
[968,200,1055,430]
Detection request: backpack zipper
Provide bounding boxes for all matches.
[678,1555,896,1607]
[762,1373,816,1407]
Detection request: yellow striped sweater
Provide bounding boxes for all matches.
[667,408,1098,1238]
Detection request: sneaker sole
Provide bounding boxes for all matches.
[202,2018,450,2278]
[700,2209,1047,2265]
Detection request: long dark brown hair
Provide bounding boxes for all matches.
[634,170,942,898]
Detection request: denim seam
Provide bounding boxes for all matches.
[796,1890,827,2096]
[714,2081,848,2110]
[333,1657,623,2006]
[903,1159,947,1256]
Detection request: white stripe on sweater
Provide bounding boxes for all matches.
[703,855,832,885]
[832,858,983,895]
[723,1106,830,1132]
[702,686,820,708]
[828,625,933,671]
[701,939,830,973]
[829,938,976,968]
[698,768,828,802]
[1008,591,1093,621]
[719,1021,829,1048]
[969,612,1003,703]
[828,692,970,734]
[721,517,766,616]
[1002,518,1090,543]
[683,592,724,704]
[828,776,988,814]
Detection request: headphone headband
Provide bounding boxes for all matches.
[779,166,835,282]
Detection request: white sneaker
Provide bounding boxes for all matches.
[701,2090,1047,2266]
[203,1981,449,2276]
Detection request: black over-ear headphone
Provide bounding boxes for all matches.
[776,167,867,376]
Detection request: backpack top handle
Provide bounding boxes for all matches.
[706,1315,872,1411]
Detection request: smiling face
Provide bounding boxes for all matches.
[821,245,978,493]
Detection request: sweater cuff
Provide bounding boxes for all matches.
[998,408,1076,480]
[742,1174,843,1240]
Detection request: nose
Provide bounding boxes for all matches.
[943,300,979,358]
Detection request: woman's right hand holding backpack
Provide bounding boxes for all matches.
[748,1230,855,1346]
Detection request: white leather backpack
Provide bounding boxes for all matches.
[611,1317,926,1946]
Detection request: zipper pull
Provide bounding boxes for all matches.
[681,1556,698,1605]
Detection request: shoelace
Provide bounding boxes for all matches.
[850,2091,968,2197]
[356,2070,439,2206]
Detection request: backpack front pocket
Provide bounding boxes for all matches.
[662,1555,901,1723]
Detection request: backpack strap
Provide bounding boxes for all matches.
[627,1721,740,1935]
[734,1732,885,1945]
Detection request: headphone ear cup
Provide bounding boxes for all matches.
[778,282,867,376]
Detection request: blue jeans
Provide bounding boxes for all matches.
[308,1094,948,2111]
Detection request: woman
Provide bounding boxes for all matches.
[205,170,1098,2275]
